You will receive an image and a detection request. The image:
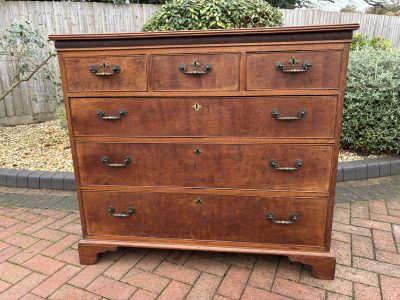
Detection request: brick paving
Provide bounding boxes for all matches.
[0,176,398,299]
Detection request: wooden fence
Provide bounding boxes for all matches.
[0,1,399,125]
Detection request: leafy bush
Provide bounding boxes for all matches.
[342,47,400,154]
[0,20,61,104]
[142,0,283,31]
[56,106,68,131]
[351,33,393,51]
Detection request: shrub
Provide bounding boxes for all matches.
[0,20,61,104]
[56,106,68,131]
[142,0,283,32]
[342,47,400,154]
[351,33,393,51]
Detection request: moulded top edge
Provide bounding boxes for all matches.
[49,24,360,41]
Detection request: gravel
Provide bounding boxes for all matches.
[0,121,386,172]
[0,121,73,172]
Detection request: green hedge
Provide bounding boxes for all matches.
[142,0,282,31]
[342,46,400,154]
[351,33,393,51]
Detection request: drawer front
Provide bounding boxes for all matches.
[83,191,327,247]
[151,54,240,91]
[70,96,337,138]
[246,50,342,90]
[76,143,333,192]
[64,55,147,92]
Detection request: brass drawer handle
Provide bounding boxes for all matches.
[96,109,128,120]
[271,108,306,120]
[107,206,135,218]
[179,62,213,75]
[275,57,312,73]
[100,156,132,168]
[269,159,303,171]
[266,212,299,224]
[89,60,121,76]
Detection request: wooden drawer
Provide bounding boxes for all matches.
[151,54,240,91]
[246,50,342,90]
[70,96,337,138]
[64,55,147,92]
[83,191,327,247]
[76,142,333,192]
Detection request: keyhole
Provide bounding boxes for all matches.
[195,197,203,205]
[193,148,201,156]
[288,57,298,65]
[101,60,109,69]
[192,103,202,112]
[192,60,200,68]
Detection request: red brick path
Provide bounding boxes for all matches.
[0,198,399,299]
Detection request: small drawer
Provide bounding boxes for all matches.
[83,191,327,247]
[70,96,337,139]
[151,53,240,91]
[76,142,333,193]
[64,55,147,92]
[246,50,342,90]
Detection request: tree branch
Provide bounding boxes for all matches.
[0,53,56,103]
[363,0,400,11]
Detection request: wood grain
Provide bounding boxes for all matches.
[51,25,358,279]
[70,96,337,138]
[151,53,239,91]
[246,50,342,90]
[82,191,328,247]
[75,142,333,192]
[64,55,147,92]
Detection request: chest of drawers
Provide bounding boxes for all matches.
[50,24,358,280]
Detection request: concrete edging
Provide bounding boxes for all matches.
[1,156,399,191]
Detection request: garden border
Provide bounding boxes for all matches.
[0,156,399,191]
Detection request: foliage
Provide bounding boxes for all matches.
[0,20,62,105]
[266,0,334,8]
[365,5,400,15]
[340,4,358,12]
[363,0,400,15]
[25,0,168,3]
[350,33,393,51]
[342,47,400,154]
[56,106,68,131]
[142,0,283,32]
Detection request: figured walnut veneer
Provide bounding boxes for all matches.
[50,24,359,280]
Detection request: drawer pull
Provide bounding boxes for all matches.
[179,62,213,75]
[100,156,132,168]
[96,109,128,120]
[271,108,306,120]
[107,206,135,218]
[269,159,303,171]
[266,212,299,224]
[275,57,312,73]
[89,60,121,76]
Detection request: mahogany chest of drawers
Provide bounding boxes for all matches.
[50,24,358,280]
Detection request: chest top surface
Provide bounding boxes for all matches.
[49,24,359,49]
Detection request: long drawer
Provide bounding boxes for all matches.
[76,142,333,192]
[83,191,327,247]
[70,96,337,138]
